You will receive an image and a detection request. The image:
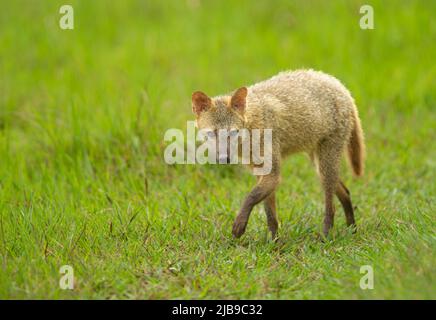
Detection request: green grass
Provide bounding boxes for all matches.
[0,0,435,299]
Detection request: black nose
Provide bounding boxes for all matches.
[218,155,230,164]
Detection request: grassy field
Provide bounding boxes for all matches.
[0,0,435,299]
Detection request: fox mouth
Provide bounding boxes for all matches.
[218,156,231,164]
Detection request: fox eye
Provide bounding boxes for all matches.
[229,129,239,137]
[206,130,215,138]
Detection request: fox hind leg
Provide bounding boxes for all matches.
[336,180,356,228]
[264,192,278,240]
[316,140,343,237]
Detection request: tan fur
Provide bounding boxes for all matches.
[192,69,365,239]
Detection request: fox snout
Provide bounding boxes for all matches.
[203,129,239,164]
[215,137,232,164]
[218,154,231,164]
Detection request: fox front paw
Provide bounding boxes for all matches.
[232,216,248,238]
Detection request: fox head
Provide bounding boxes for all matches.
[191,87,248,163]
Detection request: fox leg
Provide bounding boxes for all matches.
[232,172,280,238]
[311,150,356,231]
[264,192,278,240]
[336,180,356,228]
[317,141,342,237]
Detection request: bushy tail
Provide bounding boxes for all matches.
[347,107,365,176]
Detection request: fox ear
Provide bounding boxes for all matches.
[192,91,212,116]
[230,87,247,114]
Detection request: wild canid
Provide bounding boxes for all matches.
[191,69,365,239]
